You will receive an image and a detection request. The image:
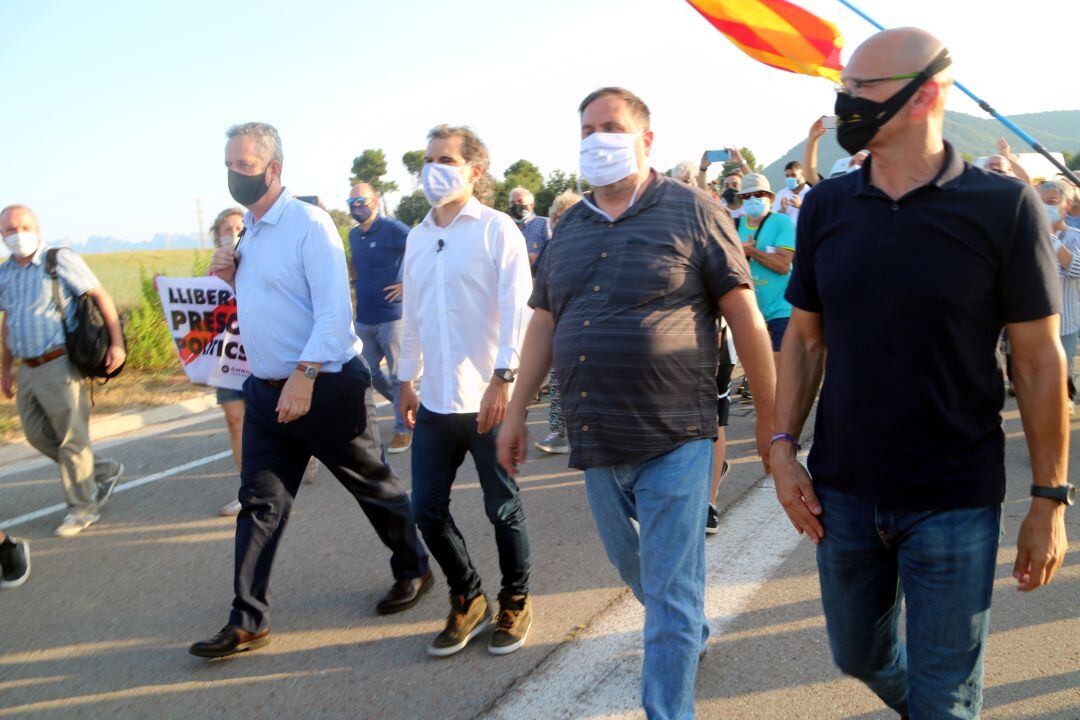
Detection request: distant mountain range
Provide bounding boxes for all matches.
[761,109,1080,185]
[64,232,204,255]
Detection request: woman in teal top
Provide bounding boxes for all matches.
[735,174,797,363]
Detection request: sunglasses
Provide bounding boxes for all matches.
[739,191,772,199]
[346,196,370,206]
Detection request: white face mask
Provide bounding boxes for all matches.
[4,231,39,258]
[422,163,468,208]
[579,132,640,188]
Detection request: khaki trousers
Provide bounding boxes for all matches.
[16,356,108,512]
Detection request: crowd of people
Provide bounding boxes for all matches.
[0,24,1076,720]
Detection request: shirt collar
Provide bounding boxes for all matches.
[854,141,965,197]
[421,195,483,230]
[580,169,662,224]
[244,187,292,230]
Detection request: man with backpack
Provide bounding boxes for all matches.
[0,204,126,538]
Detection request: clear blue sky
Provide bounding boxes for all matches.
[2,0,1077,247]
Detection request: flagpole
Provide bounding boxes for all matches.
[836,0,1080,188]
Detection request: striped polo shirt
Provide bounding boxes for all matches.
[530,171,752,470]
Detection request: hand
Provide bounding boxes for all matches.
[383,282,403,302]
[477,379,509,434]
[779,196,790,212]
[104,344,126,374]
[399,381,419,431]
[1013,499,1068,591]
[997,136,1012,158]
[771,444,823,543]
[808,116,826,141]
[1,366,13,399]
[699,151,711,171]
[742,241,755,257]
[152,272,161,291]
[496,410,529,476]
[729,147,745,165]
[789,194,802,209]
[275,370,314,423]
[210,248,238,286]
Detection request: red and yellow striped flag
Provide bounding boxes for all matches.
[686,0,844,82]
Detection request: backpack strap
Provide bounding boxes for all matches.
[44,248,71,337]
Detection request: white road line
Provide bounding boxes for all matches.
[0,398,394,481]
[485,478,804,720]
[0,450,232,530]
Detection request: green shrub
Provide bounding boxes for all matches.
[124,267,176,370]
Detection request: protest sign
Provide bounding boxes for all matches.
[156,276,250,391]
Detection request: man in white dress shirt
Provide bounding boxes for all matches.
[399,124,534,658]
[189,122,431,660]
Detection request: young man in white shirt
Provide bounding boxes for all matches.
[399,125,535,658]
[773,160,811,225]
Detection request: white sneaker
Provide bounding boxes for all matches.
[218,499,242,516]
[55,511,100,538]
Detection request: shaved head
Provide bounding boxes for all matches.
[350,182,377,201]
[846,27,948,82]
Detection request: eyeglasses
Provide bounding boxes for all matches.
[739,191,772,199]
[834,72,920,96]
[346,196,370,206]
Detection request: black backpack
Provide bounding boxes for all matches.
[45,248,126,380]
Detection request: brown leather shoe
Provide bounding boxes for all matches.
[188,625,270,659]
[376,570,434,615]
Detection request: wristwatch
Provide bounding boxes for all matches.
[1030,483,1076,506]
[493,368,516,383]
[297,364,318,381]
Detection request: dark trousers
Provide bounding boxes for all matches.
[230,357,428,631]
[410,405,531,599]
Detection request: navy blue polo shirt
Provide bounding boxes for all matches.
[348,215,409,325]
[786,141,1060,509]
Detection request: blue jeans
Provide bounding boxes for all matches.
[815,484,1001,719]
[410,405,531,598]
[355,320,406,434]
[584,439,713,720]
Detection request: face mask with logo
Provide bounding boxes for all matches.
[351,205,374,224]
[228,168,271,207]
[785,177,800,191]
[743,197,769,217]
[579,132,640,187]
[4,231,39,258]
[1046,204,1063,226]
[834,48,952,156]
[509,205,529,222]
[422,163,467,208]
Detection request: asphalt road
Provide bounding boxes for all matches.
[0,395,1076,719]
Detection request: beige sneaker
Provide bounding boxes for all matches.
[218,499,242,516]
[387,433,412,455]
[428,593,492,657]
[488,591,532,655]
[55,511,100,538]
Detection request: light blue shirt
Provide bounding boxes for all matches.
[1057,226,1080,336]
[234,188,362,379]
[0,244,100,359]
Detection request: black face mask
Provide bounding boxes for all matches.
[351,205,373,224]
[509,204,529,222]
[834,48,952,156]
[228,168,271,207]
[722,188,737,205]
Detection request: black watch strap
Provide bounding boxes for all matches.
[494,368,516,383]
[1030,483,1076,506]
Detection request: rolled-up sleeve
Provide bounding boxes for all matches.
[494,215,533,369]
[398,234,423,382]
[299,215,356,364]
